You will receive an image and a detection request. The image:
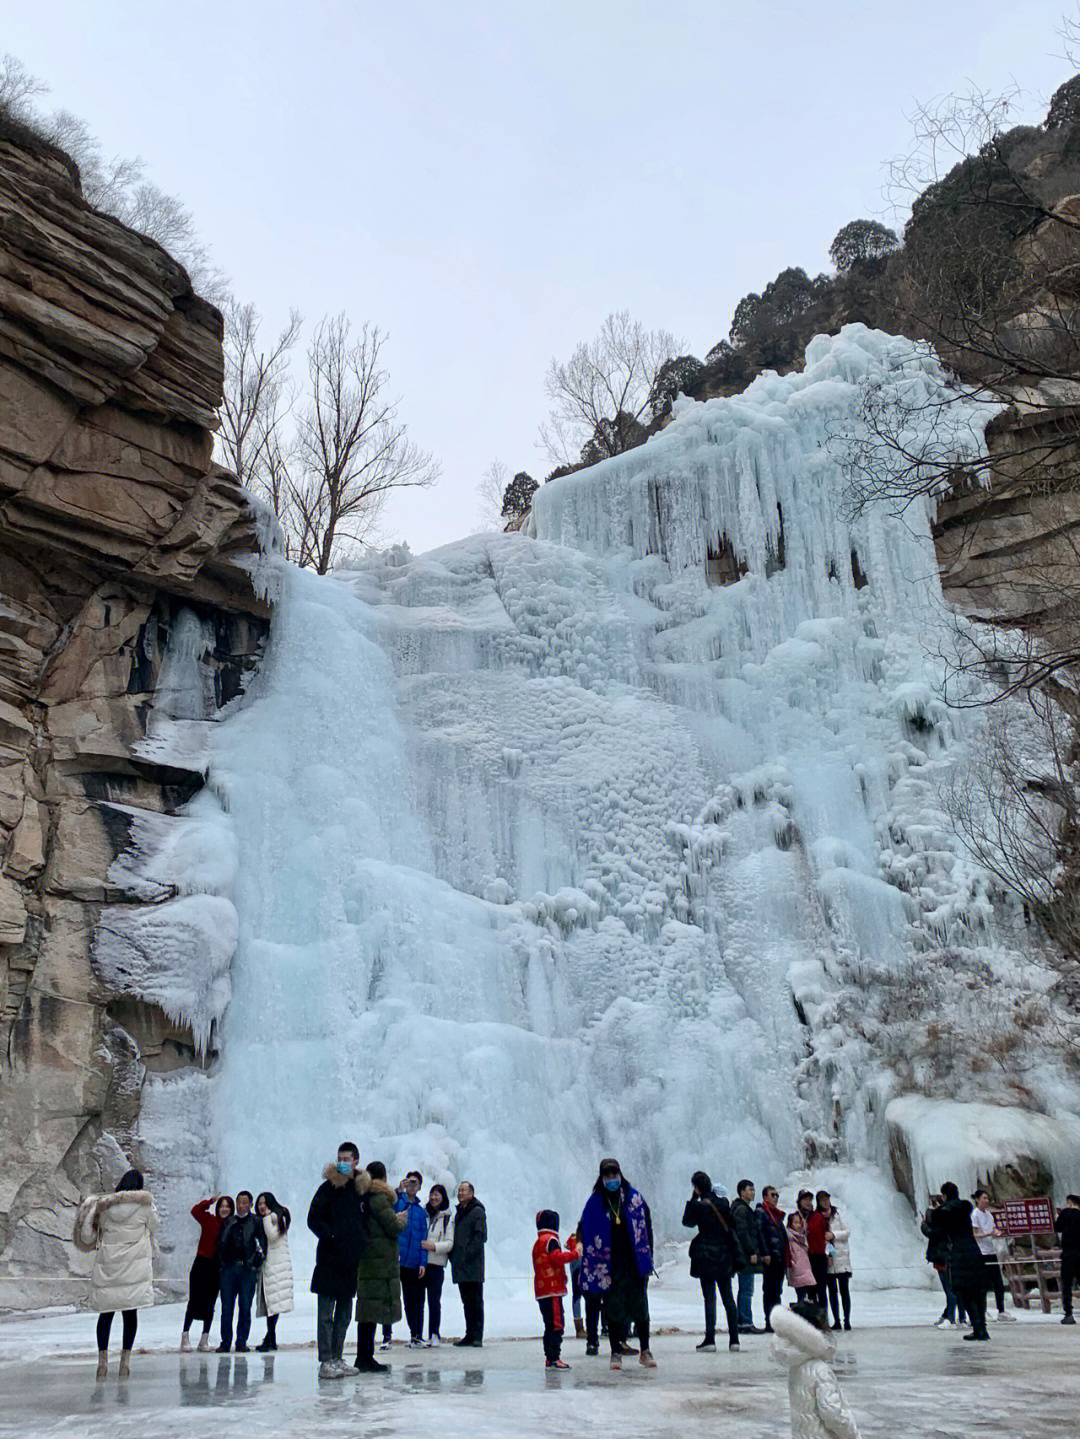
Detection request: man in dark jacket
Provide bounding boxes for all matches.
[756,1185,787,1332]
[1056,1194,1080,1324]
[940,1181,989,1340]
[450,1181,487,1346]
[217,1189,267,1352]
[307,1142,368,1377]
[731,1180,762,1334]
[682,1171,744,1351]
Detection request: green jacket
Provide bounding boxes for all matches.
[355,1178,406,1325]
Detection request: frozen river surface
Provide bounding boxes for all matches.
[1,1300,1075,1439]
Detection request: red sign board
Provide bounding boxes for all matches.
[994,1198,1056,1236]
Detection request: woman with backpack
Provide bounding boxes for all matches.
[682,1170,743,1352]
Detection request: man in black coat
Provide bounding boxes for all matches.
[1056,1194,1080,1324]
[939,1181,989,1341]
[450,1181,487,1346]
[307,1141,368,1376]
[682,1171,745,1350]
[731,1180,763,1334]
[756,1185,787,1332]
[217,1189,268,1352]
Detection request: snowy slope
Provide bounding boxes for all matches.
[113,327,1080,1287]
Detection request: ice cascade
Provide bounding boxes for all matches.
[131,327,1079,1286]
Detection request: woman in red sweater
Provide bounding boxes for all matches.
[806,1190,834,1313]
[181,1195,235,1351]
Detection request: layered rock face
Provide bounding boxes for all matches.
[0,130,267,1308]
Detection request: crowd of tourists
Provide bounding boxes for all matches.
[71,1154,1079,1390]
[921,1184,1080,1339]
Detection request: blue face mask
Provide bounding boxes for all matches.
[337,1162,353,1175]
[603,1177,621,1192]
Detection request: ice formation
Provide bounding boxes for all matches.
[113,326,1080,1287]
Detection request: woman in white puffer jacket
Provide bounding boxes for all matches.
[254,1191,294,1349]
[74,1169,159,1380]
[770,1303,862,1439]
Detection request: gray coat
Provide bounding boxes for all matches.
[450,1198,487,1284]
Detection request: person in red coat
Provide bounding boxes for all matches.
[532,1210,578,1369]
[806,1190,834,1312]
[181,1195,235,1351]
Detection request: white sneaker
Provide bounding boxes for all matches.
[409,1338,425,1349]
[197,1334,210,1352]
[933,1318,953,1329]
[180,1333,192,1353]
[428,1335,440,1347]
[332,1360,349,1375]
[378,1340,392,1352]
[319,1361,344,1379]
[996,1311,1016,1322]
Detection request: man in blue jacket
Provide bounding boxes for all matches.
[390,1170,429,1347]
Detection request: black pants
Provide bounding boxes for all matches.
[829,1272,851,1326]
[981,1255,1006,1313]
[809,1253,830,1311]
[183,1254,219,1331]
[458,1280,484,1342]
[762,1263,785,1329]
[795,1285,817,1302]
[400,1266,425,1340]
[957,1283,989,1338]
[97,1310,137,1351]
[356,1321,376,1364]
[424,1265,445,1337]
[1062,1252,1077,1317]
[700,1275,739,1341]
[584,1291,603,1346]
[538,1296,565,1363]
[603,1277,649,1356]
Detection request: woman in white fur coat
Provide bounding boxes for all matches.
[254,1191,294,1350]
[74,1169,159,1380]
[770,1302,862,1439]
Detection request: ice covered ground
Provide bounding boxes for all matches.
[105,326,1080,1282]
[0,1279,1075,1439]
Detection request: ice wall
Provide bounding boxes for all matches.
[132,326,1079,1287]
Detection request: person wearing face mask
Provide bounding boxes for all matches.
[307,1142,368,1378]
[579,1158,656,1371]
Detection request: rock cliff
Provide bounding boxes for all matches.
[0,128,268,1308]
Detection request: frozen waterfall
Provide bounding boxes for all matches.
[129,326,1080,1288]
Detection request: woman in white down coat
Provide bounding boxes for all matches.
[770,1302,862,1439]
[419,1183,454,1344]
[254,1191,294,1349]
[74,1169,159,1380]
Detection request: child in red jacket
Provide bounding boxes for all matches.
[532,1209,578,1369]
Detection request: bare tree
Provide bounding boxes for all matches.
[540,311,680,466]
[945,693,1080,969]
[220,301,302,491]
[475,458,508,530]
[290,315,439,573]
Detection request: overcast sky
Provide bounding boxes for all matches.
[4,1,1075,553]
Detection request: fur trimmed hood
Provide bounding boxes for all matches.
[770,1307,836,1369]
[73,1190,152,1252]
[322,1163,368,1193]
[364,1176,396,1200]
